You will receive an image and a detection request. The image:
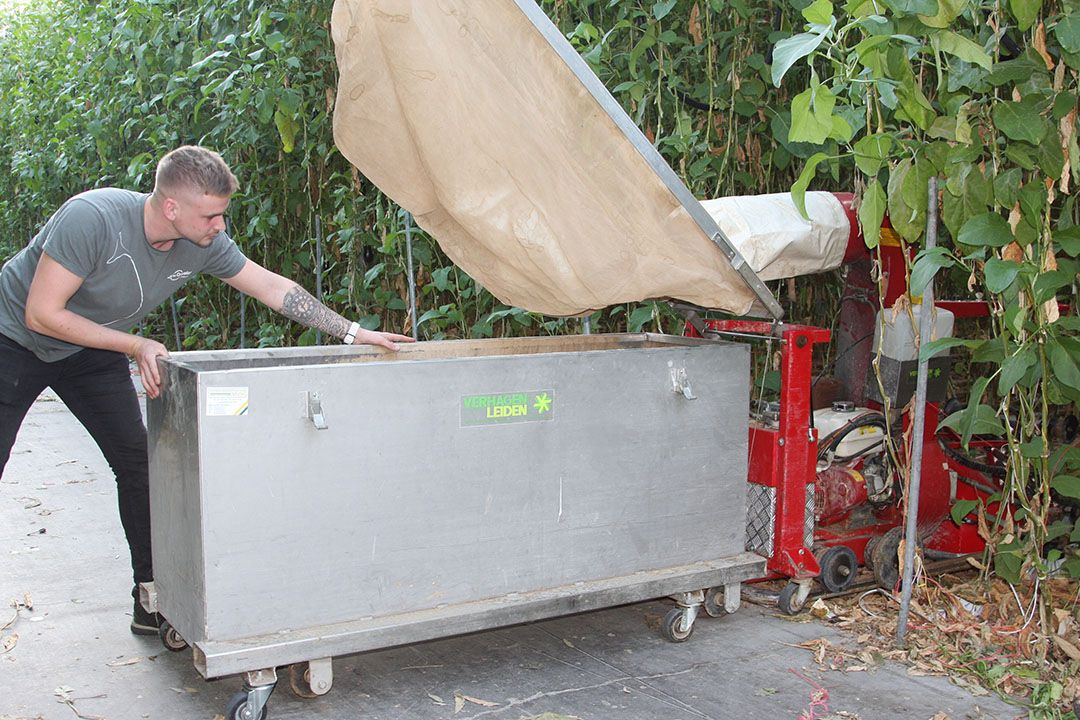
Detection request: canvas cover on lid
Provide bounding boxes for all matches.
[330,0,783,318]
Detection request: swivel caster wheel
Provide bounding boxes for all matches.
[703,586,727,618]
[158,620,188,652]
[778,581,811,615]
[287,660,333,699]
[225,690,268,720]
[661,606,695,643]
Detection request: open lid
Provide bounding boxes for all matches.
[330,0,782,320]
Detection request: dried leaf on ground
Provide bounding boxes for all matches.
[1,633,17,653]
[106,657,140,667]
[427,693,446,706]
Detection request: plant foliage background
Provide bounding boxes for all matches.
[1,0,1078,713]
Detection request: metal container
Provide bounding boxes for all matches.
[146,333,761,683]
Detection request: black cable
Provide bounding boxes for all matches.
[937,435,1008,479]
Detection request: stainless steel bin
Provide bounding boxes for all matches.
[144,333,763,709]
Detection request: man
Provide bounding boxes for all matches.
[0,146,413,634]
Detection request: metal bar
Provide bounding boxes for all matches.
[315,217,323,345]
[192,554,766,678]
[169,298,182,351]
[509,0,782,321]
[405,212,419,341]
[582,315,591,335]
[897,177,938,647]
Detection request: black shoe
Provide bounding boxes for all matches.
[130,586,162,636]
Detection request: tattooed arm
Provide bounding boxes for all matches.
[223,260,415,350]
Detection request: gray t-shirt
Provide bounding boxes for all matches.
[0,187,247,361]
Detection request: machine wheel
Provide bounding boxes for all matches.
[225,691,268,720]
[158,621,188,652]
[816,545,858,593]
[287,664,320,699]
[863,536,879,571]
[777,582,808,615]
[660,607,695,643]
[871,527,904,591]
[703,587,727,618]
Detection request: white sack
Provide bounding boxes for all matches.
[700,192,851,281]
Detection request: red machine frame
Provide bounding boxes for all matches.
[686,193,1005,609]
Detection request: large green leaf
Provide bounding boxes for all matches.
[884,0,939,15]
[1054,13,1080,54]
[789,86,836,144]
[950,499,979,526]
[853,133,894,175]
[919,0,966,27]
[1047,336,1080,390]
[984,258,1021,293]
[940,403,1007,446]
[858,179,887,248]
[910,246,954,294]
[992,101,1048,144]
[1009,0,1042,31]
[771,30,829,86]
[652,0,678,20]
[896,74,936,130]
[933,31,992,70]
[1055,226,1080,256]
[919,336,982,361]
[993,168,1023,208]
[957,213,1014,248]
[888,159,927,242]
[802,0,835,24]
[790,152,830,219]
[1051,475,1080,500]
[999,345,1037,393]
[1034,270,1074,303]
[939,376,1006,448]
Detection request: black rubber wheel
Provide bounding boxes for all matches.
[660,607,694,643]
[816,545,858,593]
[158,621,188,652]
[777,582,807,615]
[287,664,319,699]
[863,536,879,571]
[225,690,268,720]
[703,587,726,618]
[871,527,905,591]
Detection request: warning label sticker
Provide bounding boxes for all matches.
[206,387,249,417]
[460,390,554,427]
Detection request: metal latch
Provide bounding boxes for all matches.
[306,391,328,430]
[669,363,697,400]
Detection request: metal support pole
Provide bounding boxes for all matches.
[229,217,245,350]
[582,315,592,335]
[897,176,938,646]
[169,298,182,351]
[405,212,419,341]
[315,216,323,345]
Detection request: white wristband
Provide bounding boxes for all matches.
[343,321,361,345]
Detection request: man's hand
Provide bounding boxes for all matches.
[353,328,416,352]
[129,337,170,399]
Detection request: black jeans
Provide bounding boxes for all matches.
[0,333,151,584]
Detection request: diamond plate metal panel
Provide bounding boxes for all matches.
[803,483,816,548]
[745,483,775,557]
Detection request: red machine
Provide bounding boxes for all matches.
[686,193,1006,613]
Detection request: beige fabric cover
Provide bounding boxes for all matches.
[330,0,761,316]
[701,192,851,281]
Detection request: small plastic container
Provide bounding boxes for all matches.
[872,305,955,362]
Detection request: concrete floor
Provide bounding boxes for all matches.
[1,389,1016,720]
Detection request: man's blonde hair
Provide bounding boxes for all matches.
[153,146,238,199]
